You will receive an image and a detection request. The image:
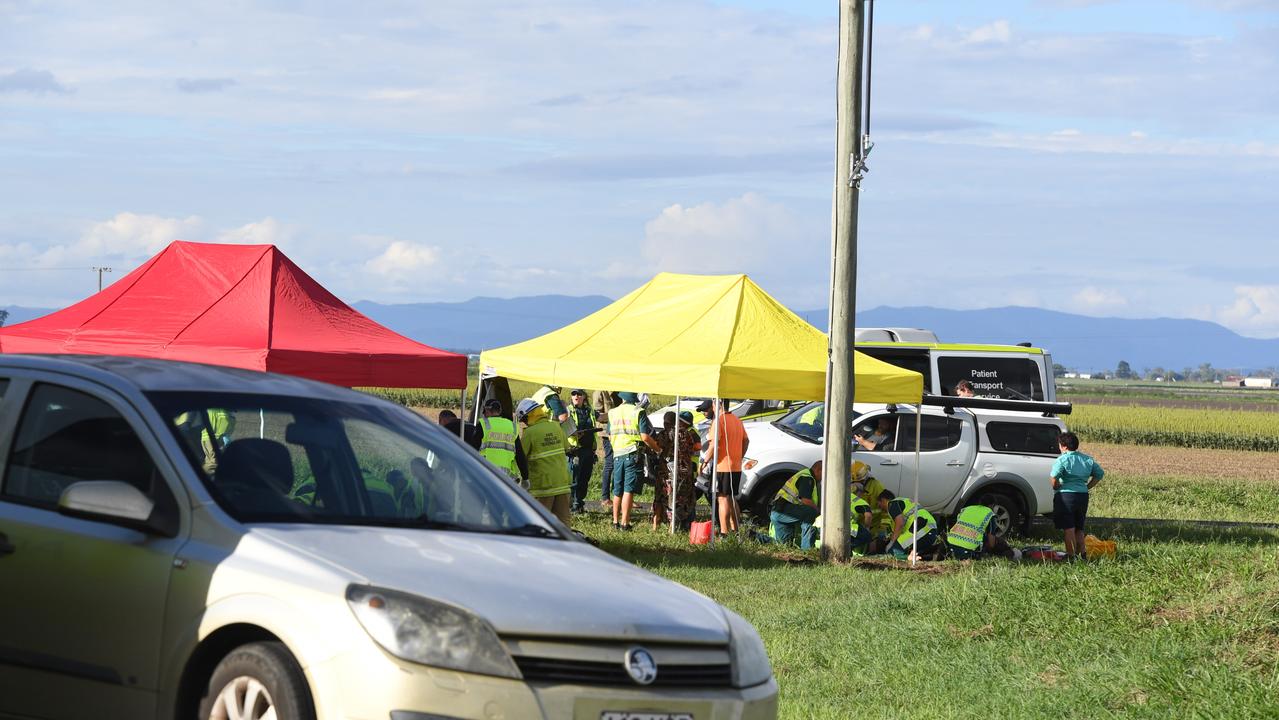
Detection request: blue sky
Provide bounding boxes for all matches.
[2,0,1278,336]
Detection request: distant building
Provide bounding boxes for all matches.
[1243,377,1277,389]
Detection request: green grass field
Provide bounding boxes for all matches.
[564,434,1278,718]
[570,512,1279,719]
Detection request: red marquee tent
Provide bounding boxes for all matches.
[0,241,466,389]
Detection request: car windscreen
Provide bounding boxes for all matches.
[774,401,831,442]
[147,391,554,535]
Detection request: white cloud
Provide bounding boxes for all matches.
[964,20,1012,45]
[1071,286,1128,312]
[1214,285,1279,337]
[66,212,204,262]
[364,239,442,281]
[216,217,294,247]
[640,193,799,275]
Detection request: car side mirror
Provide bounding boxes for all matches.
[58,481,173,535]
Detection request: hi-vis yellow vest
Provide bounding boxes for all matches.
[947,505,994,551]
[894,497,938,550]
[774,468,819,507]
[608,404,643,456]
[480,416,519,479]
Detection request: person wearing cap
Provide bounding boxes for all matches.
[478,399,525,485]
[701,399,749,536]
[532,385,569,424]
[652,410,701,530]
[607,391,661,530]
[566,389,597,514]
[516,398,573,524]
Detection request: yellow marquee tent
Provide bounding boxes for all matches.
[478,272,922,403]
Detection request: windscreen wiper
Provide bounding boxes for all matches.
[773,421,820,444]
[494,523,560,538]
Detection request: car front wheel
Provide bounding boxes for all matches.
[199,641,314,720]
[974,490,1025,538]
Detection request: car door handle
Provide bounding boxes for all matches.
[0,533,14,557]
[879,460,898,466]
[946,460,965,467]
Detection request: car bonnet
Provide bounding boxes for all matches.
[249,525,731,645]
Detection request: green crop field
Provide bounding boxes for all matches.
[362,382,678,413]
[1067,404,1279,452]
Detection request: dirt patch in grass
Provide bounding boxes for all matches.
[1092,443,1279,484]
[947,623,995,641]
[850,557,955,575]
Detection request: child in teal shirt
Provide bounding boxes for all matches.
[1050,431,1105,560]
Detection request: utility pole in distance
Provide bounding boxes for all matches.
[821,0,865,563]
[91,266,113,293]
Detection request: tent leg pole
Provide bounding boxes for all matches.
[458,388,467,440]
[711,397,720,545]
[671,395,680,535]
[912,403,922,567]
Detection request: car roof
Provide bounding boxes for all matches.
[0,354,370,402]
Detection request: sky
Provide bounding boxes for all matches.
[2,0,1278,336]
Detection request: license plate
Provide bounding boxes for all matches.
[601,714,694,720]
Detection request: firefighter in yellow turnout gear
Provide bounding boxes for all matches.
[516,398,572,525]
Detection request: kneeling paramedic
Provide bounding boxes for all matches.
[770,461,822,549]
[945,504,1013,560]
[878,490,940,560]
[849,462,881,555]
[516,398,573,525]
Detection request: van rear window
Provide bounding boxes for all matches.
[858,348,932,389]
[938,356,1044,400]
[986,422,1059,455]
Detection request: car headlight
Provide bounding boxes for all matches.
[346,584,520,679]
[724,608,772,688]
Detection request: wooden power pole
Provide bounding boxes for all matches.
[821,0,865,563]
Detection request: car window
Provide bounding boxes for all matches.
[3,383,163,507]
[937,356,1045,401]
[894,415,964,452]
[148,391,553,534]
[985,421,1059,455]
[853,415,897,452]
[857,348,933,391]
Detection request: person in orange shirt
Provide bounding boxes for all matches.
[698,399,750,535]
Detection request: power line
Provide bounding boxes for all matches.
[0,267,93,271]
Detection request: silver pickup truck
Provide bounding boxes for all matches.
[737,401,1067,537]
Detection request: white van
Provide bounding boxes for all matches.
[856,341,1056,403]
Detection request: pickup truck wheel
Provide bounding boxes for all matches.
[974,490,1024,539]
[744,472,792,526]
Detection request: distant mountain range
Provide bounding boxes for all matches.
[6,300,1276,373]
